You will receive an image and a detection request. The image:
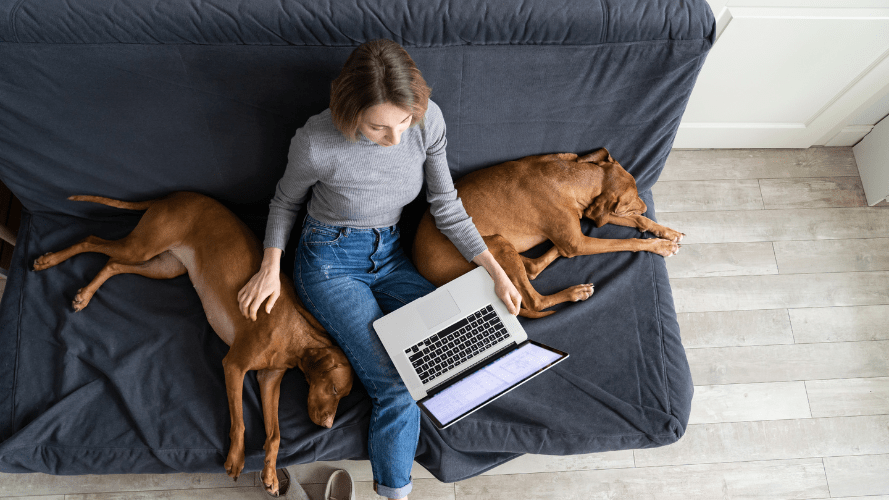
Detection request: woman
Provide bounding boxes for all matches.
[238,39,521,500]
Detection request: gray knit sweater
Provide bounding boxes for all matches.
[263,100,487,262]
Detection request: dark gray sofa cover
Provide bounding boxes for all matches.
[0,0,713,482]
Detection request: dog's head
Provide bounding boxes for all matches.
[301,346,354,428]
[582,148,647,224]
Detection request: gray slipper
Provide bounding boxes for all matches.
[325,469,355,500]
[267,467,310,500]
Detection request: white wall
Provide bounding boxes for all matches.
[676,0,889,149]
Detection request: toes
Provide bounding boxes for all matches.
[224,458,244,482]
[72,290,90,311]
[33,254,53,271]
[571,284,595,301]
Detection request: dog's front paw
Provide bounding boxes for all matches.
[567,283,595,302]
[33,252,57,271]
[650,239,680,257]
[655,226,684,243]
[72,288,93,312]
[224,449,245,482]
[261,465,280,497]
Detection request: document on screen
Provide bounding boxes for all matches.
[421,342,564,426]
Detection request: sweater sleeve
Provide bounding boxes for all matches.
[423,102,488,262]
[263,127,317,252]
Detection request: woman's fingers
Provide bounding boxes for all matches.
[239,276,262,320]
[266,289,280,314]
[510,290,522,315]
[497,282,521,315]
[237,272,280,321]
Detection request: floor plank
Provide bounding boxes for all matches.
[686,341,889,385]
[823,454,889,498]
[774,238,889,274]
[0,496,64,500]
[0,472,250,498]
[666,242,778,278]
[652,180,764,212]
[633,415,889,468]
[479,451,635,476]
[689,382,812,424]
[454,459,830,500]
[662,148,858,181]
[806,377,889,418]
[823,497,889,500]
[678,310,794,348]
[789,305,889,343]
[760,177,868,209]
[657,207,889,244]
[671,272,889,313]
[65,487,284,500]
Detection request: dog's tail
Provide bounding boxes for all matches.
[68,195,155,211]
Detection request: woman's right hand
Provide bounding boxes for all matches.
[238,247,284,321]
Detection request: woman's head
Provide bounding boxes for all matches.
[330,39,431,146]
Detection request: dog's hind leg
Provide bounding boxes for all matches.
[69,251,186,312]
[257,368,287,497]
[34,235,122,271]
[484,235,594,319]
[222,352,249,483]
[520,246,562,280]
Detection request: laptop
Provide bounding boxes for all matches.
[373,266,569,429]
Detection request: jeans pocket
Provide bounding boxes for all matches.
[302,226,344,246]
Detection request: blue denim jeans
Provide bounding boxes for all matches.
[293,215,436,499]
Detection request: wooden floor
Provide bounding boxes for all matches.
[1,148,888,499]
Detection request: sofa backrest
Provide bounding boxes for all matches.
[0,0,713,219]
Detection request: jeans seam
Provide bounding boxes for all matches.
[374,288,411,307]
[295,249,378,397]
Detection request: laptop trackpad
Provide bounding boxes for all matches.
[417,289,461,329]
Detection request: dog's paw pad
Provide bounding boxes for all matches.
[33,254,54,271]
[568,284,595,302]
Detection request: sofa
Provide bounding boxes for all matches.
[0,0,714,482]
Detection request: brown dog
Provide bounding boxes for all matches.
[32,191,353,496]
[413,148,683,318]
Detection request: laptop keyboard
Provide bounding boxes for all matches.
[404,304,510,385]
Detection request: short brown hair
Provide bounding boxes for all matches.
[330,39,431,142]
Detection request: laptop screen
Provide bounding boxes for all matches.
[418,341,567,428]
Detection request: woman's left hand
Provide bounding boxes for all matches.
[493,272,522,315]
[473,249,522,315]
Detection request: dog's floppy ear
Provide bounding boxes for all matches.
[584,192,618,227]
[577,148,614,165]
[299,347,332,377]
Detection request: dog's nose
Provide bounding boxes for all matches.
[321,413,334,428]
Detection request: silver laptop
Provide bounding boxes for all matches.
[373,266,568,428]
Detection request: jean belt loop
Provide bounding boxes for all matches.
[343,227,350,237]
